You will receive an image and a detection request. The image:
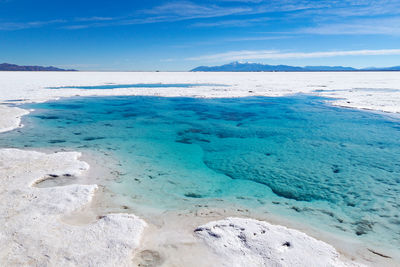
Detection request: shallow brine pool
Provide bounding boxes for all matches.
[1,95,399,253]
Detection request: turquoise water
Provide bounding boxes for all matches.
[1,95,399,252]
[48,83,224,90]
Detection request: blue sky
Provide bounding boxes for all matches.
[1,0,400,71]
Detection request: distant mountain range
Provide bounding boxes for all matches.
[0,63,77,71]
[191,62,400,72]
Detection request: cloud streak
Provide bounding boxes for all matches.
[0,19,66,30]
[187,49,400,61]
[299,17,400,35]
[190,17,270,28]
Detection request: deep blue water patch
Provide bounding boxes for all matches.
[1,95,399,250]
[48,83,225,90]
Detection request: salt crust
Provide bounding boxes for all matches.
[0,148,146,266]
[195,217,364,267]
[0,105,29,133]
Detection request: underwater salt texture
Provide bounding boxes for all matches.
[1,95,400,253]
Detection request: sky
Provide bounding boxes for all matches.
[1,0,400,71]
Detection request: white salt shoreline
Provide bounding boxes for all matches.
[0,105,29,134]
[1,72,399,266]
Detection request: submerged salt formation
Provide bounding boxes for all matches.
[195,217,363,267]
[0,149,146,266]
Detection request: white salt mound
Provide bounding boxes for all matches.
[0,149,146,266]
[195,217,363,267]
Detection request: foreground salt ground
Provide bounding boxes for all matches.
[0,149,146,266]
[195,218,363,267]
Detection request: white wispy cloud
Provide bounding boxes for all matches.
[0,17,116,31]
[217,0,263,3]
[227,35,292,41]
[74,16,114,22]
[310,0,400,17]
[169,35,291,50]
[191,17,270,27]
[0,19,66,30]
[187,49,400,61]
[299,17,400,35]
[143,1,252,17]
